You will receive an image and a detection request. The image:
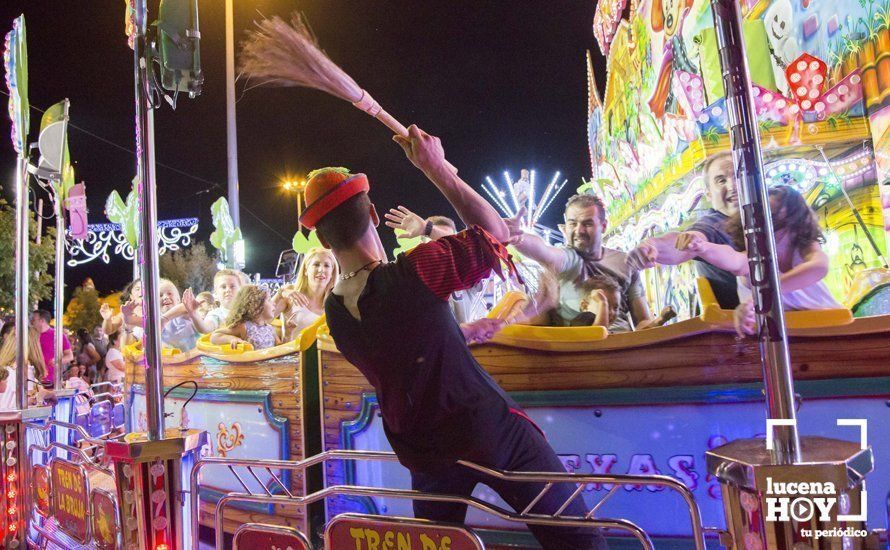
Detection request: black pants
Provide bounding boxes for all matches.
[410,414,609,550]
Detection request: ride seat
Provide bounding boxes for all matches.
[695,277,853,328]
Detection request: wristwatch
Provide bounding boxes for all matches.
[423,220,433,237]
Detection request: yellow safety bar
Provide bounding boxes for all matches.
[696,277,853,328]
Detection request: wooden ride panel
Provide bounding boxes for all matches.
[317,315,890,543]
[125,344,314,535]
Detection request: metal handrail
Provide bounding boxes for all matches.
[25,419,108,447]
[190,449,707,550]
[214,488,653,549]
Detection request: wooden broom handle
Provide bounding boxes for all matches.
[353,91,459,174]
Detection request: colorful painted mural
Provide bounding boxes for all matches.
[589,0,890,316]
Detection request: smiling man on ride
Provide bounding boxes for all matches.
[506,195,657,332]
[303,125,606,549]
[626,152,742,309]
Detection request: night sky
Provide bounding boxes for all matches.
[1,1,604,297]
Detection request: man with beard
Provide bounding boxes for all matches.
[626,152,742,309]
[506,195,657,331]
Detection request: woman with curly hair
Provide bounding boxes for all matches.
[210,285,282,350]
[674,185,840,335]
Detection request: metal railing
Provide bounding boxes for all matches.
[190,449,708,550]
[24,418,119,548]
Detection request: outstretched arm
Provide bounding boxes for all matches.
[627,232,704,270]
[678,232,748,275]
[779,242,829,292]
[502,208,570,271]
[394,126,508,242]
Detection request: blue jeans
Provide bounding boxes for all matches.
[410,413,608,550]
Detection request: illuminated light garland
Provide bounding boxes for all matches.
[66,217,199,266]
[503,171,521,214]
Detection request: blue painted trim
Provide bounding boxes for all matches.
[130,384,292,514]
[508,377,890,408]
[338,393,381,515]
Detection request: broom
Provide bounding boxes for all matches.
[240,12,457,173]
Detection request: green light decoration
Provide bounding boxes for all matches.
[209,197,242,260]
[390,230,422,259]
[292,228,322,254]
[4,14,29,155]
[105,178,140,248]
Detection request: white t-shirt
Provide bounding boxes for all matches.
[105,348,126,383]
[203,307,231,331]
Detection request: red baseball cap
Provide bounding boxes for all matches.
[299,168,370,230]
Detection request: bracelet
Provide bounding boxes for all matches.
[423,220,433,237]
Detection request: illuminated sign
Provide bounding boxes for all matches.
[233,523,312,550]
[325,514,484,550]
[92,489,120,550]
[50,459,89,543]
[32,465,50,516]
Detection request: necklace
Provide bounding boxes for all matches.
[340,259,384,281]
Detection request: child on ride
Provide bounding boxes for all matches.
[197,269,244,332]
[676,184,840,335]
[156,279,200,351]
[210,285,283,350]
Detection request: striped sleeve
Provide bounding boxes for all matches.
[404,226,520,302]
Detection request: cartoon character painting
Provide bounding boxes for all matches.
[647,0,695,119]
[763,0,800,97]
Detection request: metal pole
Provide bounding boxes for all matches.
[14,156,30,410]
[133,0,166,441]
[709,0,800,463]
[54,193,65,390]
[225,0,241,262]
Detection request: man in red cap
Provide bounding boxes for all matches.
[304,125,606,549]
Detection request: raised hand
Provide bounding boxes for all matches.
[182,288,197,314]
[284,289,310,309]
[384,206,426,239]
[504,207,527,244]
[626,241,658,271]
[392,125,446,174]
[99,303,113,321]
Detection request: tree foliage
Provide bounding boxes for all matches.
[0,191,56,312]
[159,240,219,293]
[65,286,101,333]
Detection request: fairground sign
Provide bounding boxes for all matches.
[91,489,120,550]
[50,459,89,543]
[325,514,485,550]
[232,523,312,550]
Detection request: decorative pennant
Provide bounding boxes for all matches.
[209,197,242,257]
[66,183,89,240]
[3,15,29,154]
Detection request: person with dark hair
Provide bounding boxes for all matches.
[304,126,606,549]
[505,193,657,331]
[30,309,73,385]
[74,328,101,385]
[570,275,623,328]
[627,152,743,309]
[675,185,840,335]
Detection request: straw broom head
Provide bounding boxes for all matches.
[239,12,363,104]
